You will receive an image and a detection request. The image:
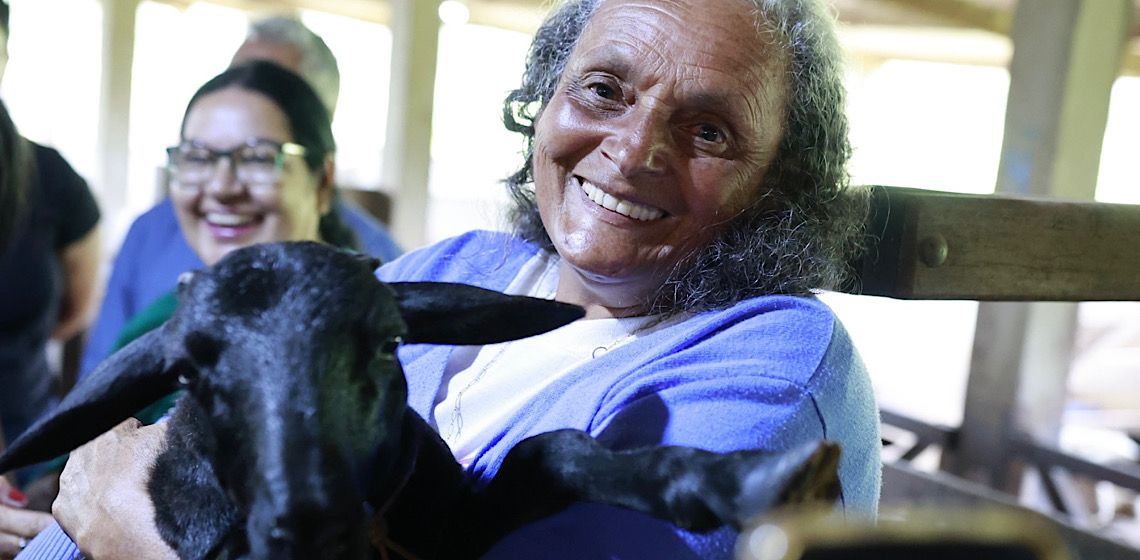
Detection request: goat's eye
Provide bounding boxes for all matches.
[176,368,198,387]
[381,336,402,355]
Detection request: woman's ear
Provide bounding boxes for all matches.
[318,153,336,215]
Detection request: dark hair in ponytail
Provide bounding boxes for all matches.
[317,191,357,250]
[0,98,30,250]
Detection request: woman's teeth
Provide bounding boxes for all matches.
[579,180,664,221]
[206,213,254,227]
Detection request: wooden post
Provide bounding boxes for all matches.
[383,0,442,250]
[944,0,1132,487]
[96,0,139,220]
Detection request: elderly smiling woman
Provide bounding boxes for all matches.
[17,0,878,558]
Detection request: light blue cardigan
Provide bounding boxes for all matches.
[378,230,881,559]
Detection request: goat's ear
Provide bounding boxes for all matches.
[0,327,178,474]
[388,282,584,346]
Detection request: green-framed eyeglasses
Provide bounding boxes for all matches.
[166,138,307,189]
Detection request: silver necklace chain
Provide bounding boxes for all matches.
[590,313,669,358]
[445,340,514,442]
[445,259,558,443]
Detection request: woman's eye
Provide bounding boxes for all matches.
[588,82,618,100]
[241,150,278,165]
[182,151,213,165]
[697,124,724,143]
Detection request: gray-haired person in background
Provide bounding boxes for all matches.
[232,15,340,116]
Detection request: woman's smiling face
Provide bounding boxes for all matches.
[533,0,788,315]
[171,87,330,267]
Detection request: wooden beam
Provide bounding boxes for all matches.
[837,25,1011,69]
[153,0,550,33]
[467,0,548,34]
[160,0,390,24]
[383,0,442,249]
[837,0,1138,76]
[852,187,1140,302]
[96,0,140,219]
[870,0,1012,35]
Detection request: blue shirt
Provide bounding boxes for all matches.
[78,197,402,379]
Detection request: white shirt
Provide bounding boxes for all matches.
[429,251,674,467]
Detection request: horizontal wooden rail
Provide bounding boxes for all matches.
[847,186,1140,301]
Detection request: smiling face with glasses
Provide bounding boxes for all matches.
[169,86,333,267]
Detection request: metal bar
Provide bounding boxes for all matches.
[880,408,959,450]
[1010,438,1140,492]
[899,441,930,462]
[1036,465,1073,515]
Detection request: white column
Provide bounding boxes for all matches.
[96,0,138,220]
[383,0,442,250]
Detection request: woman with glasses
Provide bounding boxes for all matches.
[8,60,360,559]
[165,62,353,267]
[99,60,358,425]
[107,59,359,422]
[92,59,357,410]
[71,60,357,394]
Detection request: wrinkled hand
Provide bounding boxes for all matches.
[54,419,177,560]
[0,477,52,560]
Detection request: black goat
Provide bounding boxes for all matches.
[0,241,841,559]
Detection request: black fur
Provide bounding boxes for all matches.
[0,241,841,559]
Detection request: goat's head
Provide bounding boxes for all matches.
[0,241,584,558]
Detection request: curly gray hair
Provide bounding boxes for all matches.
[502,0,868,314]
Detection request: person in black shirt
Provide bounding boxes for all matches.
[0,2,101,556]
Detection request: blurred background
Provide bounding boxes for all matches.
[1,0,1138,549]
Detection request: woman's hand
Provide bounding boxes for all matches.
[0,478,52,560]
[53,419,177,560]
